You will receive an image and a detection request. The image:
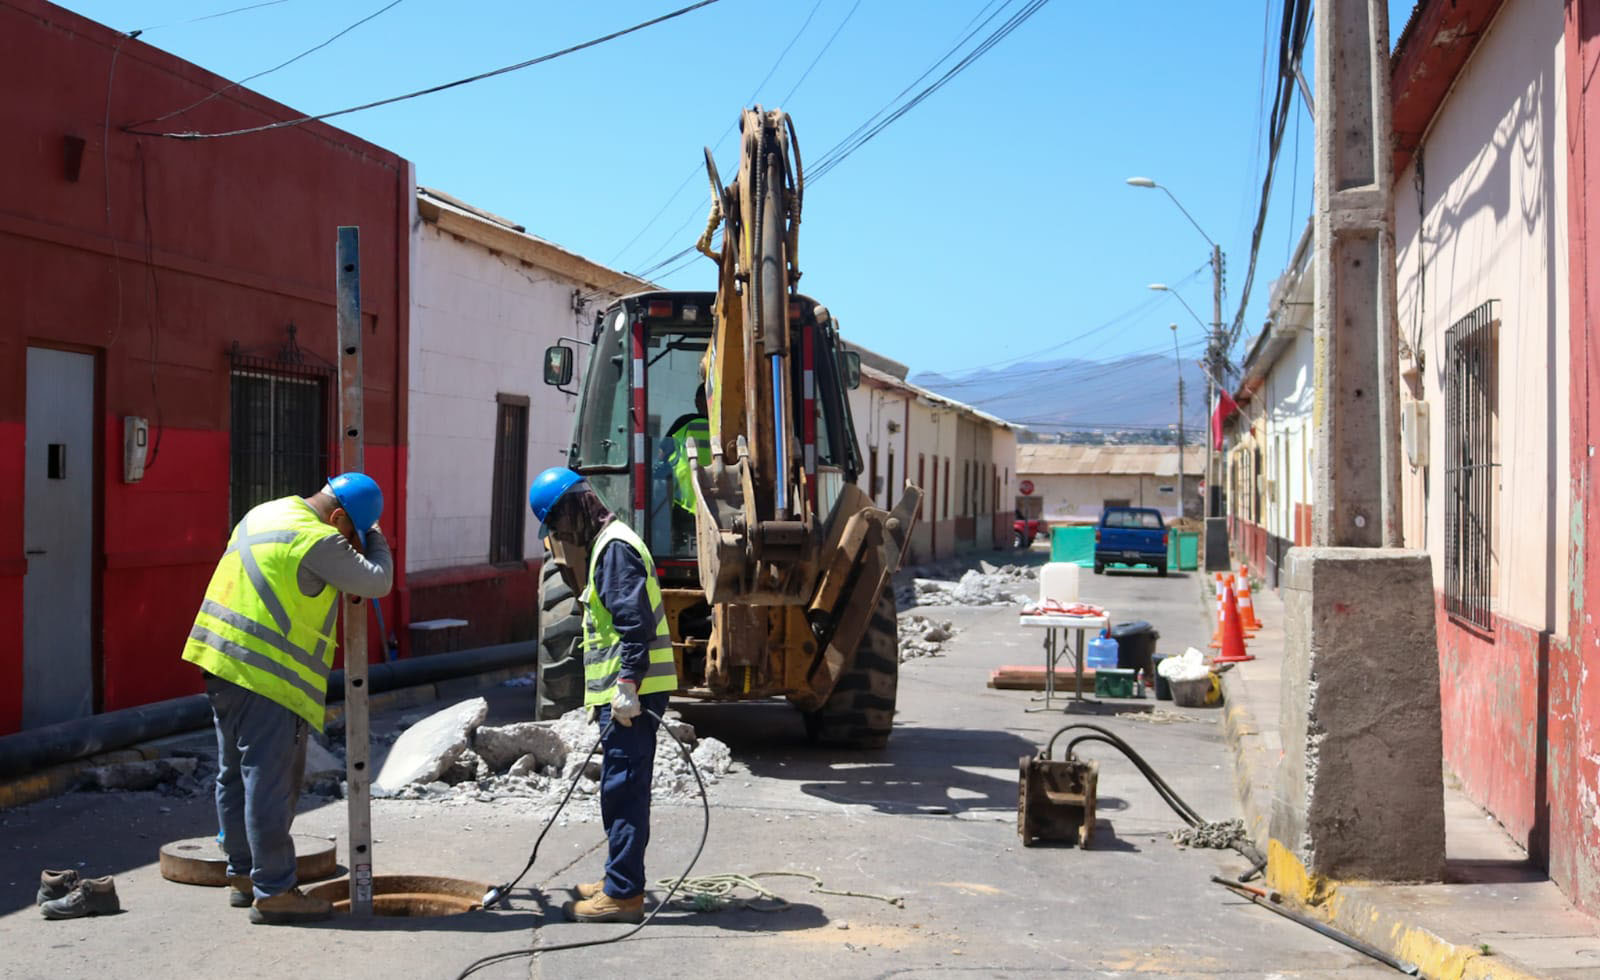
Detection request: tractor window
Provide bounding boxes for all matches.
[644,327,711,558]
[572,310,629,469]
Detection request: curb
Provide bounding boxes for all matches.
[1212,615,1545,980]
[0,664,529,811]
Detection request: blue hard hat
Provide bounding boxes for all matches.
[327,472,383,549]
[528,467,585,536]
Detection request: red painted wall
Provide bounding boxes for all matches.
[1560,0,1600,914]
[0,1,410,732]
[407,562,541,653]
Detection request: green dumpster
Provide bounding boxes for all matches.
[1050,525,1096,567]
[1169,530,1199,571]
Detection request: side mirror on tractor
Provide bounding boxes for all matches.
[841,350,862,390]
[543,345,574,387]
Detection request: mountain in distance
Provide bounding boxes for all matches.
[910,353,1212,441]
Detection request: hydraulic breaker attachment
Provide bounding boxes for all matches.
[794,483,922,708]
[689,434,818,606]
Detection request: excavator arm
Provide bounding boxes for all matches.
[689,107,922,707]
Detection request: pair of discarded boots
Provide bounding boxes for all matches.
[227,876,332,925]
[37,870,119,919]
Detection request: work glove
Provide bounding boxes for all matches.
[611,679,641,727]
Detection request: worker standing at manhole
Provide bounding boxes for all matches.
[181,474,393,925]
[528,467,679,924]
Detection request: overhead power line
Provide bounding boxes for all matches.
[126,0,407,130]
[123,0,724,139]
[130,0,290,34]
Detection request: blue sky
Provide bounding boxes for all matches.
[56,0,1416,384]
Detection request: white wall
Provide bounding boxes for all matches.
[1393,0,1569,636]
[406,221,595,572]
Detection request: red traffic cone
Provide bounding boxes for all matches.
[1212,583,1255,664]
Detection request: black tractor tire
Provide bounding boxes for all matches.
[804,591,899,749]
[535,548,584,721]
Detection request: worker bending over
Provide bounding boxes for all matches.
[181,473,393,924]
[528,467,679,923]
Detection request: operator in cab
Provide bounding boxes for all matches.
[528,468,679,923]
[654,384,711,553]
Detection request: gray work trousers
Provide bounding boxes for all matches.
[205,674,309,899]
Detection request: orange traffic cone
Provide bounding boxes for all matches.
[1212,584,1255,664]
[1237,571,1264,631]
[1208,579,1226,648]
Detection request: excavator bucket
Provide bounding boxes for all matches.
[798,483,922,706]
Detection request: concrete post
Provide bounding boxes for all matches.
[1270,0,1445,885]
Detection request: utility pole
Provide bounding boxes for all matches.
[1269,0,1443,886]
[1171,323,1185,518]
[1209,242,1223,518]
[337,227,374,917]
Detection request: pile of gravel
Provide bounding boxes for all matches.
[898,614,957,660]
[364,699,732,808]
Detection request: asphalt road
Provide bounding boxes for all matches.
[0,557,1392,979]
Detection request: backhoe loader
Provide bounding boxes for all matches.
[536,108,921,747]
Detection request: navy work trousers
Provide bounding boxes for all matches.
[205,673,309,900]
[597,692,670,900]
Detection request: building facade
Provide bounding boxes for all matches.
[404,188,646,652]
[849,362,1017,562]
[1016,445,1204,525]
[0,0,410,734]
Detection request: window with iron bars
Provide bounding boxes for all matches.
[490,394,530,565]
[1444,300,1499,630]
[229,355,331,527]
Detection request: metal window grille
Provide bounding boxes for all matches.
[490,396,530,565]
[1444,300,1498,630]
[229,358,331,527]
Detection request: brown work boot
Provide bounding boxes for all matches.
[228,875,254,908]
[36,869,79,906]
[574,880,606,900]
[564,891,644,924]
[40,876,119,919]
[249,886,331,925]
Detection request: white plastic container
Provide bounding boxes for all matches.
[1038,562,1080,605]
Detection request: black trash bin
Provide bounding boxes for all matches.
[1110,621,1160,680]
[1150,653,1173,700]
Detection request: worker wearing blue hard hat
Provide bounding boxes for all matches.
[181,473,393,925]
[529,467,679,925]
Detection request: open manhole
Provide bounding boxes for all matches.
[160,835,337,886]
[305,875,490,916]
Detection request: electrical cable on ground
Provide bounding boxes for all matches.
[656,870,904,913]
[454,708,710,980]
[124,0,724,140]
[1043,723,1266,880]
[1210,877,1420,974]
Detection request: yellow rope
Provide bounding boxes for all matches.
[653,871,905,913]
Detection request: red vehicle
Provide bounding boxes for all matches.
[1013,514,1045,549]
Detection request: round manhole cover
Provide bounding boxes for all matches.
[159,835,337,886]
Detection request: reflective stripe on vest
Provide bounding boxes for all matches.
[182,497,343,730]
[581,520,678,705]
[667,417,712,512]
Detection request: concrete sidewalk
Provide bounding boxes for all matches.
[1215,578,1600,979]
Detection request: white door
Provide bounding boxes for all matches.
[23,348,95,728]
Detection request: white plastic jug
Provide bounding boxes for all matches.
[1038,562,1080,605]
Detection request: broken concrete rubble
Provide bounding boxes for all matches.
[897,614,958,661]
[473,721,569,773]
[77,756,199,793]
[372,697,488,796]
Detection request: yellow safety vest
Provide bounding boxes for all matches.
[182,497,343,730]
[581,520,678,706]
[666,417,711,512]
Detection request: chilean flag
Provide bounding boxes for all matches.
[1211,390,1239,450]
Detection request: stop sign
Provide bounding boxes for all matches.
[1019,479,1034,496]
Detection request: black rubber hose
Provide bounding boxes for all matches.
[454,707,711,979]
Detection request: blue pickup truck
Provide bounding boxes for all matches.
[1093,506,1169,576]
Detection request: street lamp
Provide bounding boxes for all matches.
[1147,283,1208,332]
[1129,176,1225,520]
